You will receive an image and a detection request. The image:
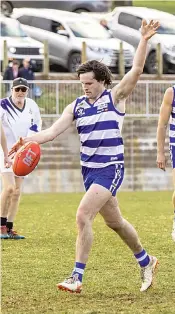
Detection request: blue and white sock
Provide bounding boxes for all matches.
[72,262,86,282]
[134,249,150,268]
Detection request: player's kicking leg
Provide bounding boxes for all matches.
[100,197,158,292]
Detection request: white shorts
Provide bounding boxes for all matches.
[0,151,25,178]
[0,147,28,179]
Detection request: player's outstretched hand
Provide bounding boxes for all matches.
[141,19,160,40]
[8,137,24,158]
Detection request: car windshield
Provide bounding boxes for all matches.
[1,21,27,37]
[155,20,175,35]
[67,20,110,39]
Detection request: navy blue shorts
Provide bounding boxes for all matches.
[82,163,124,196]
[170,145,175,168]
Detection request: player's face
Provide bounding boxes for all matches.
[12,86,28,101]
[80,72,105,99]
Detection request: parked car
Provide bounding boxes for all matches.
[1,0,111,16]
[0,15,44,71]
[12,8,135,73]
[107,7,175,74]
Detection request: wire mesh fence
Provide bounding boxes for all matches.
[1,80,175,116]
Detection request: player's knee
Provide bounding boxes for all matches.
[4,184,15,196]
[76,207,91,230]
[12,187,21,199]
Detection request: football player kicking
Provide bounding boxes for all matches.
[10,20,159,292]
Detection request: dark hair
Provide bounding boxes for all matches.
[77,60,112,86]
[12,60,19,66]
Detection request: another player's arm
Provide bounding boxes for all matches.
[156,87,173,170]
[1,124,8,156]
[111,20,160,110]
[1,124,12,167]
[23,103,74,145]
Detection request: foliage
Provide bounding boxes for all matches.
[133,0,175,14]
[111,0,175,14]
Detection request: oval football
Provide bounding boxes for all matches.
[12,141,41,176]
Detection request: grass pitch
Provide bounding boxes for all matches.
[1,191,175,314]
[133,0,175,14]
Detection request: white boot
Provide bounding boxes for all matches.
[57,274,82,293]
[140,256,158,292]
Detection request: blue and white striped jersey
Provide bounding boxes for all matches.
[0,96,42,151]
[73,89,125,168]
[169,86,175,146]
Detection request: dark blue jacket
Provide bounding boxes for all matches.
[3,67,19,80]
[18,67,35,80]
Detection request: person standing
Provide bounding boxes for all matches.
[0,122,12,239]
[0,77,42,239]
[3,60,20,96]
[10,20,160,291]
[1,123,12,169]
[157,85,175,241]
[18,58,35,81]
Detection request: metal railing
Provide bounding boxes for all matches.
[1,79,175,117]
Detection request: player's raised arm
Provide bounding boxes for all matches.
[111,19,160,105]
[156,87,173,170]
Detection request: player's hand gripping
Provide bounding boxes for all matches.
[8,137,24,158]
[140,19,160,40]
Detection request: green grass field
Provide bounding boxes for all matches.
[2,191,175,314]
[133,0,175,14]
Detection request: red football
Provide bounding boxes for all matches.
[12,141,41,176]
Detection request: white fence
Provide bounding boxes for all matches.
[2,80,175,116]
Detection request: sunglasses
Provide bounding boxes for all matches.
[14,87,28,92]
